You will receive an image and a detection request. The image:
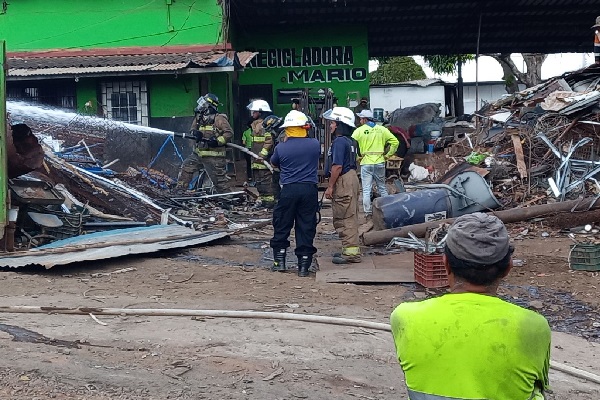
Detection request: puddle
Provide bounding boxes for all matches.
[0,323,80,348]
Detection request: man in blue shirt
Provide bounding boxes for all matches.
[323,107,362,264]
[269,110,321,277]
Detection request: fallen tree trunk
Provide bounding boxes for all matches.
[362,197,600,246]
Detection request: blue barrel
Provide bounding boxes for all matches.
[373,108,384,122]
[372,189,451,229]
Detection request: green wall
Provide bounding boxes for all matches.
[0,0,223,51]
[76,79,98,114]
[235,26,369,117]
[150,75,199,117]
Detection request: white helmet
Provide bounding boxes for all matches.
[323,107,356,128]
[246,99,272,112]
[280,110,309,128]
[356,109,374,120]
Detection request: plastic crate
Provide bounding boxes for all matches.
[569,244,600,271]
[414,252,449,288]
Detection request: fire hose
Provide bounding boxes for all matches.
[169,131,274,173]
[225,142,274,173]
[0,305,598,385]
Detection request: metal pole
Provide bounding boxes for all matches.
[475,13,482,116]
[0,41,7,240]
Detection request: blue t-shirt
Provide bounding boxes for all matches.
[271,137,320,185]
[325,136,358,177]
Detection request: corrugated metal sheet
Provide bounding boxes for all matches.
[8,48,256,78]
[0,225,230,269]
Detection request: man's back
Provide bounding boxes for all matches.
[352,124,398,165]
[271,137,320,185]
[390,293,550,400]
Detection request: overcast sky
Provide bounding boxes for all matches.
[369,53,595,83]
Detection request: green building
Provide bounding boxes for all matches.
[1,1,370,137]
[1,0,249,134]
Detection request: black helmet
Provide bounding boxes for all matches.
[195,93,220,114]
[262,115,283,133]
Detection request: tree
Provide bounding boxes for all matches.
[424,53,547,94]
[422,55,474,75]
[370,56,426,85]
[488,53,548,93]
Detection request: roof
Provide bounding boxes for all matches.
[227,0,597,57]
[7,45,257,79]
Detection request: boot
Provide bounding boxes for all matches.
[332,254,362,264]
[297,255,312,277]
[271,248,287,272]
[332,247,362,265]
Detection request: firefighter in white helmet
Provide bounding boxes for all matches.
[246,99,276,207]
[323,107,362,264]
[269,110,320,277]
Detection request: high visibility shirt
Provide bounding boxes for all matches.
[352,124,399,165]
[390,293,551,400]
[595,31,600,60]
[242,128,252,149]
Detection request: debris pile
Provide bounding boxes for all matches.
[4,101,267,252]
[447,64,600,209]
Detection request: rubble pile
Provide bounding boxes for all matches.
[445,64,600,209]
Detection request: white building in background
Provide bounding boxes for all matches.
[369,79,513,117]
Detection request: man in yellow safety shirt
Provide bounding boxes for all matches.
[352,110,399,221]
[177,93,233,193]
[390,213,551,400]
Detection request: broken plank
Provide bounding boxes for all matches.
[317,268,414,284]
[511,133,527,179]
[316,253,414,284]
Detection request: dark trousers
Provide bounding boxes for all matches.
[270,183,318,257]
[244,152,253,180]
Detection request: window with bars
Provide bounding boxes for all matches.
[7,81,76,109]
[100,80,148,126]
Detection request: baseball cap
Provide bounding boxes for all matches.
[446,213,510,264]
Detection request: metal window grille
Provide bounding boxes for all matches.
[7,81,76,109]
[101,80,148,126]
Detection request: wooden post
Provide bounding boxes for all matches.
[362,197,600,246]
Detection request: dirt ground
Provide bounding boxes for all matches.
[0,205,598,399]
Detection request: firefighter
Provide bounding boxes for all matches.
[323,107,362,264]
[247,100,276,207]
[261,114,285,206]
[269,110,320,277]
[177,93,233,193]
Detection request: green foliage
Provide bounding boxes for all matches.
[423,54,475,75]
[370,56,426,84]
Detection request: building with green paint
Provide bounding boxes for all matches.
[232,26,370,124]
[2,2,370,136]
[2,0,244,134]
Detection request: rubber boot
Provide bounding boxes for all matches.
[297,255,312,277]
[271,248,287,272]
[332,247,362,265]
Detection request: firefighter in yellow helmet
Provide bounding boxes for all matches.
[247,99,276,207]
[269,110,320,277]
[177,93,233,193]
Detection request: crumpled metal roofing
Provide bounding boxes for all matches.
[8,48,257,77]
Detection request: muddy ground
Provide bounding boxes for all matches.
[0,206,598,399]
